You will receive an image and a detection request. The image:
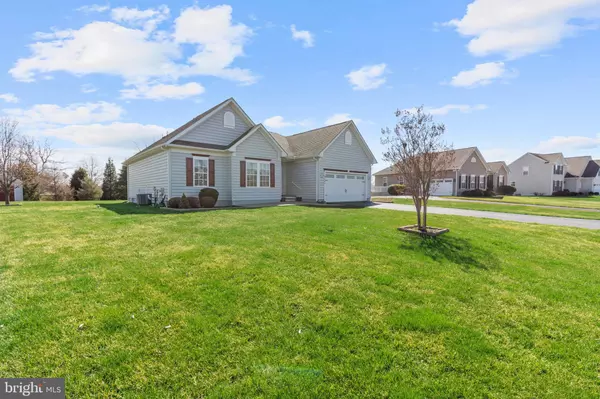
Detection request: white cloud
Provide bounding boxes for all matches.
[121,82,205,100]
[449,62,516,87]
[345,64,387,91]
[481,147,525,164]
[42,122,169,147]
[0,93,19,103]
[325,113,362,125]
[290,25,315,47]
[535,134,600,153]
[425,104,488,115]
[111,6,170,31]
[76,4,109,13]
[10,5,256,89]
[3,102,123,126]
[81,84,97,93]
[446,0,600,59]
[263,116,312,130]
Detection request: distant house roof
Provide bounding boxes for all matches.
[530,152,564,163]
[269,121,353,159]
[487,161,509,174]
[373,146,483,176]
[581,159,600,178]
[565,156,592,177]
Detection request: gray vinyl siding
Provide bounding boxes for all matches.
[231,131,282,205]
[178,105,250,147]
[456,151,489,195]
[127,151,169,202]
[169,150,232,207]
[508,154,555,195]
[318,128,372,201]
[284,159,317,201]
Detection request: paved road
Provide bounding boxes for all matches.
[372,202,600,230]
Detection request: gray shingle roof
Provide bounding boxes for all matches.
[271,121,351,159]
[373,147,480,176]
[565,156,592,177]
[487,161,508,174]
[531,152,564,163]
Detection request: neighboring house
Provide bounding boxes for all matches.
[372,166,404,193]
[0,180,23,202]
[124,98,377,206]
[486,161,510,191]
[372,147,489,196]
[564,156,600,193]
[508,152,567,195]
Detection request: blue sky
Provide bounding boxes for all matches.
[1,0,600,172]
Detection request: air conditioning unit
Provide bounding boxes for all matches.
[137,193,152,205]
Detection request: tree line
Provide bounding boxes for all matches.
[1,117,127,204]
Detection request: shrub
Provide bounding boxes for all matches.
[199,187,219,203]
[552,190,574,197]
[484,189,495,197]
[462,189,485,197]
[167,197,181,208]
[188,197,200,208]
[200,196,216,208]
[496,185,517,196]
[180,193,190,209]
[387,184,405,196]
[594,192,599,196]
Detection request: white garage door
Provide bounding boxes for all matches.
[430,179,453,196]
[324,172,367,202]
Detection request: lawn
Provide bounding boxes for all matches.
[1,202,600,398]
[445,195,600,210]
[390,198,600,220]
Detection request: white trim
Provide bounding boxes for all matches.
[245,159,272,188]
[167,149,172,199]
[169,146,230,156]
[318,121,377,164]
[192,155,210,188]
[316,157,321,201]
[165,98,255,146]
[228,124,288,157]
[224,111,235,129]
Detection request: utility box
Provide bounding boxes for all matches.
[137,193,152,205]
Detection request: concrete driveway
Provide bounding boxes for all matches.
[372,202,600,230]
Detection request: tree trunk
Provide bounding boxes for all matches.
[422,199,428,230]
[413,197,422,229]
[3,187,9,206]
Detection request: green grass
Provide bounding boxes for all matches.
[1,201,600,397]
[391,198,600,220]
[445,195,600,210]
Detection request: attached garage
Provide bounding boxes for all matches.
[430,179,453,196]
[324,172,367,202]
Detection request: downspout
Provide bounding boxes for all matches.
[164,145,171,199]
[455,169,458,196]
[314,156,320,202]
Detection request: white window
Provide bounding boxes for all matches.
[511,181,516,187]
[471,157,476,163]
[383,176,388,186]
[522,166,529,176]
[344,131,352,145]
[336,174,346,179]
[325,173,335,178]
[357,175,366,180]
[461,174,466,189]
[224,111,235,129]
[470,174,476,189]
[347,175,356,180]
[499,175,504,185]
[193,157,209,187]
[246,160,271,187]
[480,175,486,189]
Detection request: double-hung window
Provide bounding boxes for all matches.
[246,160,271,187]
[460,174,467,189]
[194,157,209,187]
[479,175,486,189]
[470,174,476,189]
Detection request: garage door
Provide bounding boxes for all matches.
[593,182,600,193]
[430,179,453,196]
[324,172,367,202]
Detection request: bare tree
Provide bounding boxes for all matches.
[46,163,71,201]
[80,156,103,184]
[0,118,26,205]
[381,106,454,231]
[21,136,56,197]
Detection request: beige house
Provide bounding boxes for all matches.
[372,147,489,196]
[486,161,510,191]
[508,152,567,195]
[564,156,600,193]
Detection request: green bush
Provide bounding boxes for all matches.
[180,193,190,209]
[188,197,200,208]
[484,188,495,197]
[461,189,485,197]
[496,185,516,196]
[387,184,405,196]
[167,197,181,208]
[199,188,219,203]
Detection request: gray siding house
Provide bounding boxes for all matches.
[124,98,377,206]
[486,161,510,191]
[564,156,600,193]
[508,152,567,195]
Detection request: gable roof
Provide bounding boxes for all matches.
[565,156,592,177]
[271,121,351,159]
[373,147,484,176]
[581,159,600,178]
[487,161,510,174]
[530,152,564,163]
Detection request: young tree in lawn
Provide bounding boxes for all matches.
[46,164,71,201]
[21,136,55,199]
[101,158,117,200]
[116,164,127,200]
[77,176,102,200]
[381,106,454,231]
[70,167,88,200]
[0,118,26,205]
